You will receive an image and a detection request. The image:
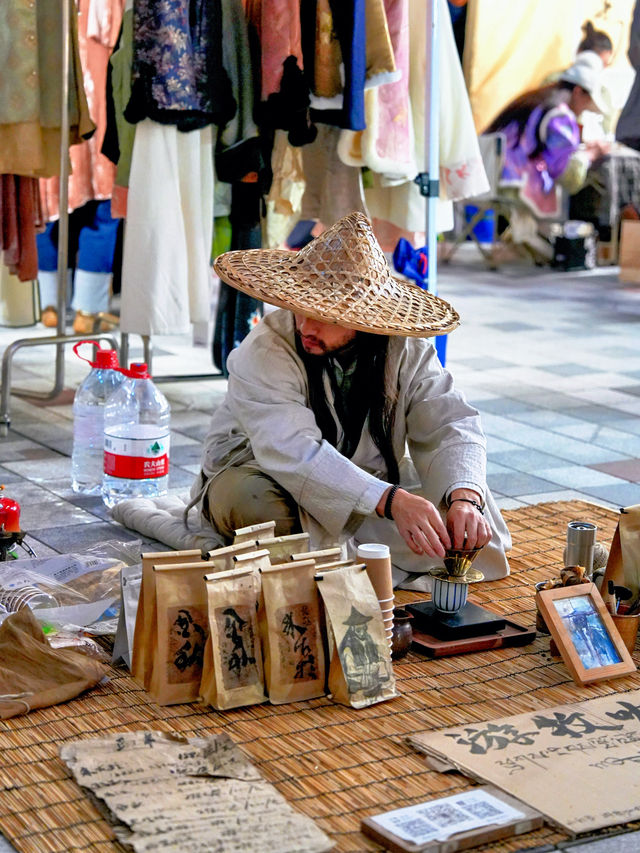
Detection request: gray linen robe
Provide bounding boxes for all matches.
[191,310,511,588]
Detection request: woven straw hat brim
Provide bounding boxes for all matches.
[214,249,460,337]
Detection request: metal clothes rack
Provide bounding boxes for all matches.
[0,0,443,431]
[417,0,445,365]
[0,0,119,436]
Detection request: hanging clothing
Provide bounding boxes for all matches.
[310,0,367,130]
[264,129,306,247]
[363,0,488,244]
[119,120,214,336]
[214,0,262,182]
[119,0,260,336]
[124,0,236,131]
[337,0,414,180]
[212,182,264,376]
[259,0,304,100]
[299,124,367,226]
[39,0,123,220]
[0,0,95,178]
[0,176,43,282]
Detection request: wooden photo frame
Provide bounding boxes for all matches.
[536,582,636,686]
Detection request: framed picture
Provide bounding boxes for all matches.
[536,582,636,686]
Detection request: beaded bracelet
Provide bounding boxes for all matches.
[449,497,484,515]
[384,485,400,520]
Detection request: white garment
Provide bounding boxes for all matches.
[120,120,214,335]
[364,0,489,234]
[190,309,511,585]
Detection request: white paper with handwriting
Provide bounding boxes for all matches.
[60,731,333,852]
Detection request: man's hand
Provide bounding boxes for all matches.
[446,489,492,550]
[377,488,451,557]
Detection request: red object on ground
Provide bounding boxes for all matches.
[0,497,20,532]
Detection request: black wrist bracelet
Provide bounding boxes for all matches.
[448,497,484,515]
[384,485,400,520]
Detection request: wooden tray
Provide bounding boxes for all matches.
[411,617,536,657]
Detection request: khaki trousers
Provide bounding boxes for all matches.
[206,463,301,541]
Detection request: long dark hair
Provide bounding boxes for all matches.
[484,81,575,154]
[296,331,400,484]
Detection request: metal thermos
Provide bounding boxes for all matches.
[565,521,597,577]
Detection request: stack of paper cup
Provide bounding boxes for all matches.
[357,543,394,648]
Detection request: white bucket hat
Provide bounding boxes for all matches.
[560,50,607,114]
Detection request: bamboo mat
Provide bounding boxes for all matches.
[1,500,637,853]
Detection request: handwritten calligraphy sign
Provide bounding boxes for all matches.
[61,731,333,852]
[408,689,640,834]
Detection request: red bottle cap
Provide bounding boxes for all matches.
[73,340,120,370]
[122,362,151,379]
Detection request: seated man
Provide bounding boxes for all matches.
[190,212,511,588]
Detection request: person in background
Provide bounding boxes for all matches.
[37,202,120,333]
[577,20,613,66]
[616,0,640,152]
[486,52,610,219]
[543,21,614,139]
[190,212,511,590]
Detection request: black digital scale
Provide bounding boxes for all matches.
[406,600,507,641]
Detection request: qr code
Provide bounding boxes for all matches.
[389,816,436,835]
[419,803,465,828]
[458,799,502,820]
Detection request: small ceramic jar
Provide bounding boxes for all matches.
[391,608,413,659]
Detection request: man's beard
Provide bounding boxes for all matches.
[295,328,329,354]
[294,327,359,359]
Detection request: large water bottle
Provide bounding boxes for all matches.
[71,341,124,495]
[102,363,171,507]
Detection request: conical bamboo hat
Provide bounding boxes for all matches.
[213,212,460,337]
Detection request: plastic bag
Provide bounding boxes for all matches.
[392,238,428,288]
[0,540,142,636]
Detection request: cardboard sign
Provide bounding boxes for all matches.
[408,689,640,834]
[619,220,640,284]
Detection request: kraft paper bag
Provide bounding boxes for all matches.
[316,563,398,709]
[200,566,267,710]
[233,520,276,544]
[132,542,255,689]
[149,562,209,705]
[291,547,343,565]
[602,505,640,607]
[0,608,107,719]
[256,532,311,563]
[261,559,326,704]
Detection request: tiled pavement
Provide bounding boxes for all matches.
[0,245,638,561]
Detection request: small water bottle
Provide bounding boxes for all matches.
[102,363,171,507]
[71,341,124,495]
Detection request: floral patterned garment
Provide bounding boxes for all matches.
[125,0,236,131]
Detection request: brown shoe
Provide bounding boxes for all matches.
[72,311,98,335]
[73,310,119,334]
[41,306,58,328]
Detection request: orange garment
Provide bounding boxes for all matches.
[40,0,124,221]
